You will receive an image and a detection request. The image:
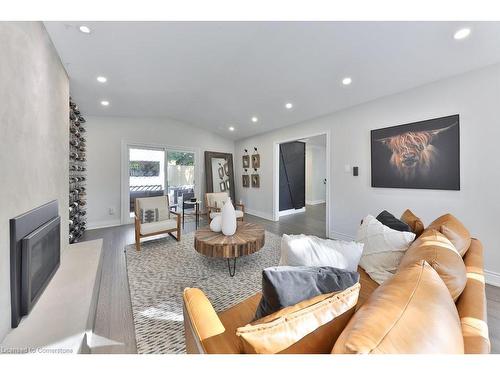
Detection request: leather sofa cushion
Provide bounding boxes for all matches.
[400,209,425,237]
[356,266,379,308]
[398,229,467,301]
[332,261,464,354]
[236,283,360,354]
[210,210,243,219]
[427,213,471,257]
[456,239,491,353]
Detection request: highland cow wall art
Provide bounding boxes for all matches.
[371,114,460,190]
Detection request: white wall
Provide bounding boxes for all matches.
[235,63,500,279]
[0,22,69,341]
[306,144,327,205]
[85,116,234,228]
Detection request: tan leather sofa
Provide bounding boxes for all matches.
[183,214,490,354]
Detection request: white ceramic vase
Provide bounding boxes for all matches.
[221,198,237,236]
[209,214,222,232]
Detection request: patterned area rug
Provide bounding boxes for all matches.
[125,230,281,354]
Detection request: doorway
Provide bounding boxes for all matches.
[273,132,330,238]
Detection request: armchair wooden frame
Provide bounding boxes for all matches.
[204,193,245,222]
[134,196,181,251]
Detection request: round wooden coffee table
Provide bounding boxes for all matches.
[194,222,265,277]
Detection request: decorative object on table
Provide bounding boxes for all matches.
[279,234,364,272]
[356,214,415,284]
[194,222,265,276]
[218,164,225,179]
[221,199,237,236]
[134,195,181,251]
[371,114,460,190]
[209,214,222,232]
[205,151,236,203]
[68,97,87,243]
[242,154,250,169]
[251,173,260,188]
[251,153,260,169]
[205,192,245,222]
[242,174,250,187]
[219,180,226,192]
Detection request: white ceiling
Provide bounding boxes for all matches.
[44,21,500,140]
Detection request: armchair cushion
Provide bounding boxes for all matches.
[140,219,179,235]
[206,192,230,209]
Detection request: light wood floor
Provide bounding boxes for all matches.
[82,204,499,354]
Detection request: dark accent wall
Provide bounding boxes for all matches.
[279,141,305,211]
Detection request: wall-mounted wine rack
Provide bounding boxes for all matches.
[69,97,87,243]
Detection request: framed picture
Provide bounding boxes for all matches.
[242,174,250,187]
[224,162,230,176]
[219,181,226,192]
[225,179,231,190]
[251,154,260,169]
[218,165,224,180]
[371,114,460,190]
[242,155,250,169]
[251,174,260,188]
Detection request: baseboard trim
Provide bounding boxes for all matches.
[279,207,306,217]
[305,200,326,205]
[485,270,500,287]
[329,230,355,241]
[86,220,122,230]
[244,208,275,222]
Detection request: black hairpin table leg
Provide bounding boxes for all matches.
[227,258,236,277]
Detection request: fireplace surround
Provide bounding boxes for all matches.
[10,200,61,328]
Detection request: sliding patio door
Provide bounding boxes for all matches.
[128,146,166,219]
[166,150,195,208]
[123,144,197,224]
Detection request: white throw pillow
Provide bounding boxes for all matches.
[279,234,364,272]
[357,214,416,284]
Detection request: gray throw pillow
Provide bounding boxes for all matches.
[254,266,359,320]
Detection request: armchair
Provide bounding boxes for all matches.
[134,195,181,251]
[204,192,244,222]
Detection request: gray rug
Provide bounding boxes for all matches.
[125,230,281,354]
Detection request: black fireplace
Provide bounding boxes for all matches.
[10,200,61,328]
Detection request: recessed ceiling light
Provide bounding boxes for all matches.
[454,28,471,40]
[285,103,293,109]
[100,100,109,106]
[251,116,258,123]
[79,25,91,34]
[342,77,352,85]
[97,76,107,83]
[228,126,235,131]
